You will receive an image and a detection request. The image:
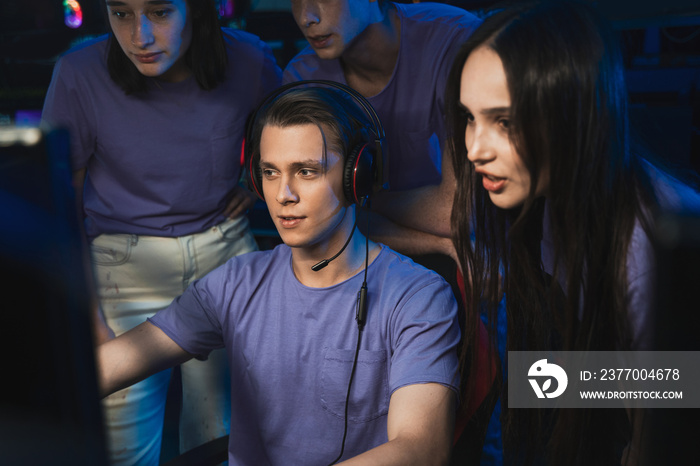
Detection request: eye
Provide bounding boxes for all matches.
[298,168,317,177]
[151,9,171,19]
[458,106,473,122]
[498,118,510,130]
[261,168,278,178]
[110,10,128,19]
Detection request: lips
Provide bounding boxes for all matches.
[278,216,305,228]
[133,52,163,64]
[307,33,332,49]
[479,172,506,192]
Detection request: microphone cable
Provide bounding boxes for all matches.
[312,214,358,272]
[327,201,370,465]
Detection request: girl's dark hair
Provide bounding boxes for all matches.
[105,0,227,94]
[445,1,654,464]
[249,86,373,170]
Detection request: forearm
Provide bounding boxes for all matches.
[91,303,114,346]
[370,183,454,239]
[97,321,192,397]
[371,142,457,239]
[338,384,455,466]
[337,436,450,466]
[361,210,456,259]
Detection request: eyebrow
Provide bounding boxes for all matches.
[481,106,511,116]
[459,102,511,116]
[259,159,326,171]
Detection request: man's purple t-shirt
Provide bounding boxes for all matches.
[284,2,481,191]
[149,244,460,464]
[42,29,281,239]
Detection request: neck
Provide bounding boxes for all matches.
[291,207,378,288]
[341,3,400,97]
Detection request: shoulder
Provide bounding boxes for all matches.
[222,27,268,50]
[394,2,481,78]
[221,28,281,89]
[372,246,455,302]
[216,244,289,279]
[394,2,481,32]
[283,46,339,82]
[54,35,110,72]
[186,247,287,304]
[221,27,277,65]
[47,35,115,97]
[641,158,700,213]
[375,245,439,275]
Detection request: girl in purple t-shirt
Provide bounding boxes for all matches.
[42,0,281,464]
[445,2,700,465]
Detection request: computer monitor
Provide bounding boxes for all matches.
[0,126,107,465]
[646,210,700,463]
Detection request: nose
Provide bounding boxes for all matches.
[275,177,299,205]
[465,125,495,165]
[293,0,320,29]
[131,14,155,48]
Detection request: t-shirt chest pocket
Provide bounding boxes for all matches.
[319,347,390,422]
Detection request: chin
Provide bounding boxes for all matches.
[277,232,307,249]
[489,194,525,211]
[313,46,343,61]
[132,64,162,78]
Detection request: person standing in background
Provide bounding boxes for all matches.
[284,0,480,259]
[42,0,281,463]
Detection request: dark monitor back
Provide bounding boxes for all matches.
[654,212,700,350]
[646,211,700,464]
[0,126,107,465]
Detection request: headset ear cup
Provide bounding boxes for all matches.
[344,143,375,204]
[247,151,265,200]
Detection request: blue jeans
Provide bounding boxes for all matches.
[92,216,257,465]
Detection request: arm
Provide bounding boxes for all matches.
[223,185,257,219]
[339,383,456,466]
[360,209,456,260]
[370,142,456,241]
[96,321,193,398]
[72,168,86,214]
[91,302,114,345]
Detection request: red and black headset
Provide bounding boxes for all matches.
[243,80,386,205]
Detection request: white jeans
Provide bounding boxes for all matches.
[92,216,257,465]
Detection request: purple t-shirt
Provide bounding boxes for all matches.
[42,29,281,239]
[149,244,460,464]
[541,160,700,349]
[284,2,481,191]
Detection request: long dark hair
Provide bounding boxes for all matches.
[446,1,655,463]
[105,0,227,94]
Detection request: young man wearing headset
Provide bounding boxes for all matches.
[95,86,459,465]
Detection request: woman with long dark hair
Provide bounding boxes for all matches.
[445,1,700,464]
[42,0,281,463]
